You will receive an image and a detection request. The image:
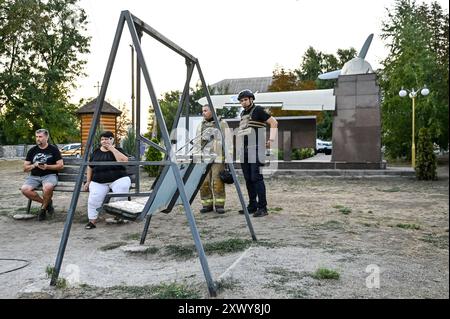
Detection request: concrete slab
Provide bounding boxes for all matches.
[13,214,36,220]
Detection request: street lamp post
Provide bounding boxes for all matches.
[399,85,430,168]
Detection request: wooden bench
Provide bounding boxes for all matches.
[23,157,137,214]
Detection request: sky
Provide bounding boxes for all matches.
[73,0,449,128]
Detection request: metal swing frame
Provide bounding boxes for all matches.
[50,10,256,297]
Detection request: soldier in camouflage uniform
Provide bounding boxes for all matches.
[196,104,230,214]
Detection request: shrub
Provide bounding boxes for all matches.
[312,268,340,280]
[292,148,315,160]
[144,137,163,177]
[300,148,315,159]
[121,126,136,156]
[415,127,437,180]
[274,149,284,160]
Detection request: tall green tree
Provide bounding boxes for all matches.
[269,67,301,92]
[0,0,90,144]
[120,125,136,157]
[417,2,449,150]
[159,90,181,136]
[379,0,448,159]
[148,82,231,141]
[192,82,239,118]
[115,102,131,143]
[295,46,357,89]
[189,81,206,116]
[267,67,323,121]
[296,47,324,83]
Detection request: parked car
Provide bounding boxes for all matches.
[316,139,332,155]
[60,143,81,158]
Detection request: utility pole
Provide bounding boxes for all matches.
[130,44,135,130]
[94,81,101,96]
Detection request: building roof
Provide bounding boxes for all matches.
[211,77,273,94]
[76,98,122,115]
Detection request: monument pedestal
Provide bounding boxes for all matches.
[331,73,384,168]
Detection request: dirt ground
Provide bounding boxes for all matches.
[0,159,448,299]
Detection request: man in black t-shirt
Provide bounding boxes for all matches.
[21,129,64,221]
[83,131,131,229]
[236,90,278,217]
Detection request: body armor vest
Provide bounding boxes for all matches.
[237,105,266,136]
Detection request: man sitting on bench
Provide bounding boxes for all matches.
[21,128,64,221]
[83,131,130,229]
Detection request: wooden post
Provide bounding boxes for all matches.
[283,130,292,162]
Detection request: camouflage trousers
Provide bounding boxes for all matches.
[200,163,226,208]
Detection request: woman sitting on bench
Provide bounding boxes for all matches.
[83,131,130,229]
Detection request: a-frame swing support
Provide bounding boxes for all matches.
[50,11,256,297]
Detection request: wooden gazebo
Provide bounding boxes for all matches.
[76,98,122,154]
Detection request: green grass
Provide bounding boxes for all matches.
[45,265,67,289]
[269,207,283,213]
[377,187,401,192]
[55,278,68,289]
[45,265,55,278]
[311,268,340,280]
[75,282,201,299]
[122,233,141,241]
[339,207,352,215]
[99,242,128,251]
[203,239,253,255]
[114,282,201,299]
[396,223,421,230]
[165,244,196,259]
[164,239,257,259]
